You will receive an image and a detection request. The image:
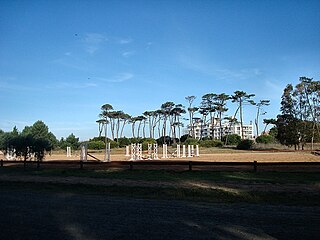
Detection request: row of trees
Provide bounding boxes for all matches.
[1,77,317,156]
[0,121,81,160]
[84,134,245,150]
[0,121,57,160]
[95,77,319,150]
[272,77,320,149]
[97,91,270,143]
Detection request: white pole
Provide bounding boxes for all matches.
[162,144,168,158]
[125,146,130,156]
[104,120,109,162]
[187,145,192,157]
[153,143,159,159]
[177,144,181,158]
[148,144,152,159]
[130,143,136,160]
[196,145,200,157]
[67,146,71,157]
[80,144,87,162]
[107,142,111,162]
[182,145,186,158]
[137,143,142,160]
[191,145,194,157]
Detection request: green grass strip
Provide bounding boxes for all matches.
[1,181,319,206]
[1,167,320,184]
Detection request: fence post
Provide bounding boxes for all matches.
[37,160,40,169]
[0,159,3,167]
[253,161,257,172]
[80,160,83,169]
[189,161,192,171]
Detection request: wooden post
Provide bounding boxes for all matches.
[80,160,83,169]
[189,161,192,171]
[37,160,40,169]
[0,159,3,167]
[24,159,26,169]
[253,161,257,172]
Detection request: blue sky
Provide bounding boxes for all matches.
[1,0,319,140]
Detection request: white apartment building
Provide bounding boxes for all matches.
[188,118,254,140]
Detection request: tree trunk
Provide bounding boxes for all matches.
[143,120,146,138]
[120,120,127,139]
[132,122,136,138]
[255,107,260,137]
[137,121,142,138]
[240,100,244,139]
[219,112,222,140]
[116,118,120,141]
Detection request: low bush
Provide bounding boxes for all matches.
[180,134,192,143]
[156,136,172,145]
[237,139,254,150]
[87,140,105,150]
[142,138,157,149]
[222,134,241,145]
[184,138,199,145]
[87,140,119,149]
[255,135,275,144]
[108,140,119,149]
[117,137,131,148]
[130,137,142,144]
[199,140,223,148]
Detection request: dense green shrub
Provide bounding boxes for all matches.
[201,136,213,141]
[86,139,119,149]
[156,136,172,145]
[180,134,192,143]
[87,140,105,150]
[255,135,275,144]
[222,134,241,145]
[130,137,143,144]
[117,137,131,147]
[237,139,254,150]
[184,138,199,145]
[90,136,106,142]
[142,138,157,149]
[199,140,223,148]
[108,140,119,149]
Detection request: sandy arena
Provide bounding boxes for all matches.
[43,149,320,162]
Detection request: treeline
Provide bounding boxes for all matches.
[97,91,270,143]
[1,77,318,157]
[0,121,251,161]
[0,121,81,160]
[95,77,319,150]
[0,121,58,160]
[85,133,248,150]
[270,77,320,150]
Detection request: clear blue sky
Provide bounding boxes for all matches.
[1,0,319,140]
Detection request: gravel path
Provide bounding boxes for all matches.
[0,190,319,240]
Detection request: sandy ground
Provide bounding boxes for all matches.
[43,151,320,162]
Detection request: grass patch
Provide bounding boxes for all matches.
[1,181,319,206]
[1,167,319,184]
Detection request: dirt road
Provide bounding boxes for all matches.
[0,190,319,240]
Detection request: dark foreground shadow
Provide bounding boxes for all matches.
[0,190,319,240]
